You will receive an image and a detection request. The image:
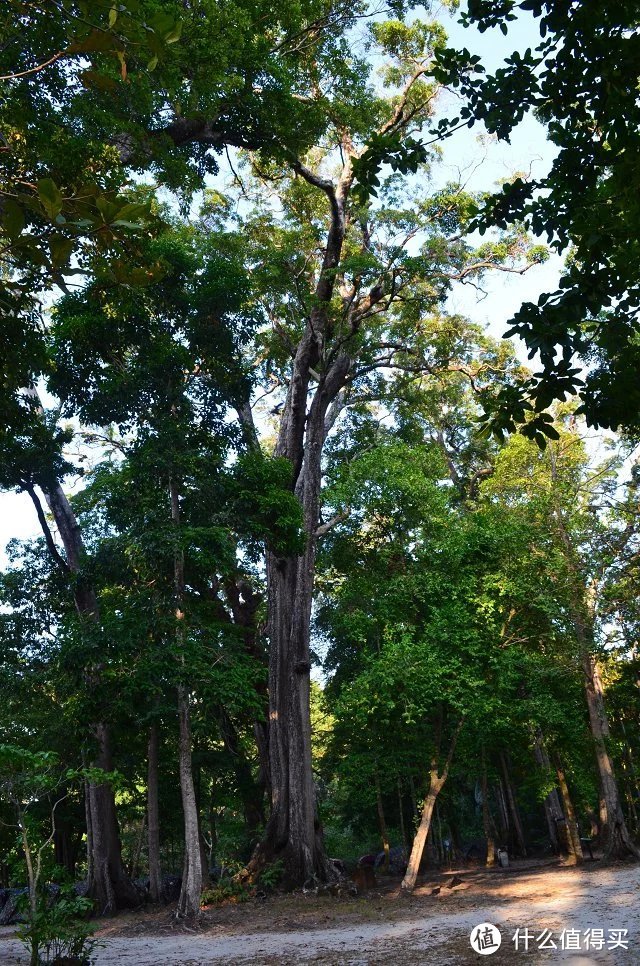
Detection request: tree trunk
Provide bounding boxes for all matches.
[582,652,640,858]
[217,707,264,834]
[375,772,390,871]
[86,722,140,913]
[500,751,527,857]
[495,778,510,844]
[532,731,563,854]
[171,476,204,917]
[147,722,162,903]
[250,381,347,886]
[30,480,138,912]
[401,771,444,890]
[53,820,77,878]
[398,777,408,852]
[245,156,356,888]
[129,815,146,880]
[176,685,203,916]
[554,755,584,865]
[402,719,463,891]
[481,755,496,867]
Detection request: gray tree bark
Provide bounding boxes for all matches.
[247,160,355,887]
[170,476,203,918]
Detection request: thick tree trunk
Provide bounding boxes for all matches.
[241,153,359,889]
[86,722,140,913]
[581,652,640,859]
[254,548,328,885]
[32,481,138,913]
[147,722,162,903]
[554,755,584,865]
[250,369,350,886]
[500,751,527,857]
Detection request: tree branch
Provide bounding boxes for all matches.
[24,485,70,575]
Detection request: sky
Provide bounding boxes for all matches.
[0,3,563,565]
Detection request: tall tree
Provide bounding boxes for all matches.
[223,10,542,882]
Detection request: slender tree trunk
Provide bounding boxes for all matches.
[532,731,563,854]
[481,754,496,867]
[217,707,264,834]
[375,772,390,871]
[176,685,202,916]
[83,778,94,887]
[171,476,203,917]
[495,778,510,844]
[401,771,444,890]
[147,722,162,903]
[409,773,418,818]
[500,751,527,857]
[402,719,463,891]
[435,800,444,864]
[397,777,408,852]
[129,815,146,880]
[554,756,584,865]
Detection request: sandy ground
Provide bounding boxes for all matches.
[0,861,639,964]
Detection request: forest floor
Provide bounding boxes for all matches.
[0,859,639,964]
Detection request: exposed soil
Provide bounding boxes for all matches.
[1,859,639,964]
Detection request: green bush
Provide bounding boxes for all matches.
[200,881,250,906]
[17,892,101,965]
[257,859,284,890]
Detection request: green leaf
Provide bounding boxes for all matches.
[37,179,63,219]
[109,6,118,27]
[49,235,74,268]
[164,21,182,44]
[2,200,25,240]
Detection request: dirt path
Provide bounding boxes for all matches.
[1,862,638,964]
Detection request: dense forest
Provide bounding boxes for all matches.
[1,0,639,960]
